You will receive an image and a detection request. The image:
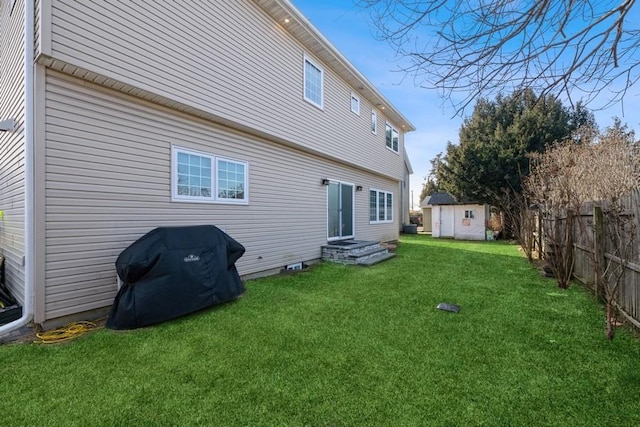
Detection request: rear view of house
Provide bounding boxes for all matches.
[0,0,415,333]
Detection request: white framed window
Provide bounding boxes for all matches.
[465,210,475,219]
[385,123,399,153]
[172,146,248,204]
[385,123,400,153]
[350,92,360,115]
[371,110,377,134]
[369,189,393,223]
[304,55,324,109]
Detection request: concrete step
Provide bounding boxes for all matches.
[356,252,396,266]
[347,246,387,259]
[322,240,396,266]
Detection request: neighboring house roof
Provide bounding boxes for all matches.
[255,0,416,133]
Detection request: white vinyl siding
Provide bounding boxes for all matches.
[42,72,401,322]
[46,0,406,180]
[304,55,323,109]
[370,189,393,223]
[0,0,26,304]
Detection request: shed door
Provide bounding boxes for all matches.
[440,206,454,237]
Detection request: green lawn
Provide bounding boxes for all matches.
[1,235,639,426]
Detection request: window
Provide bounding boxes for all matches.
[304,55,323,108]
[217,158,246,202]
[172,146,248,204]
[465,210,475,219]
[385,123,399,153]
[370,189,393,223]
[371,110,377,134]
[350,93,360,115]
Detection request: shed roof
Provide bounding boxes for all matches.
[421,192,457,206]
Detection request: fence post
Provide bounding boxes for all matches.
[567,210,574,281]
[594,205,605,300]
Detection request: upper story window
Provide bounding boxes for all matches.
[304,55,324,109]
[172,146,248,204]
[465,210,475,219]
[385,123,399,153]
[350,93,360,115]
[369,189,393,223]
[371,110,377,134]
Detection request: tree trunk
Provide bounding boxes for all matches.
[606,302,616,340]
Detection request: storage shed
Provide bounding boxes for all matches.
[421,193,489,240]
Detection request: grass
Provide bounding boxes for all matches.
[1,235,639,426]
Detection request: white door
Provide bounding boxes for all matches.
[440,206,454,237]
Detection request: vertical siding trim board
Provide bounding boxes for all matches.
[33,62,47,323]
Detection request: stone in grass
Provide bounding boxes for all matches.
[436,303,460,313]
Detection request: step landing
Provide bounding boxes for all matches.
[321,240,395,266]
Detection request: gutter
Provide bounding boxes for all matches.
[0,0,35,338]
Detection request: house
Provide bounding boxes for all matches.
[421,193,488,240]
[0,0,415,333]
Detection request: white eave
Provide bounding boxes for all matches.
[254,0,416,133]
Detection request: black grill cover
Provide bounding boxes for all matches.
[106,225,245,330]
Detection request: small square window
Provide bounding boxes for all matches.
[350,93,360,115]
[465,210,475,219]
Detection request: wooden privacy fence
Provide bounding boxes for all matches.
[543,191,640,329]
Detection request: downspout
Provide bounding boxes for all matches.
[0,0,35,337]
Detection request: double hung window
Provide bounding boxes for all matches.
[385,123,399,153]
[304,56,324,109]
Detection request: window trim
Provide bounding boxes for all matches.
[350,92,360,115]
[303,54,324,109]
[172,145,249,205]
[371,110,377,134]
[369,188,394,224]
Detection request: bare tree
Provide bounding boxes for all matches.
[525,122,640,338]
[358,0,640,115]
[527,140,591,288]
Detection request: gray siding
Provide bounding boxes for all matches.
[46,0,405,181]
[44,71,399,321]
[0,0,26,304]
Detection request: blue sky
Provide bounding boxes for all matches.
[291,0,640,210]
